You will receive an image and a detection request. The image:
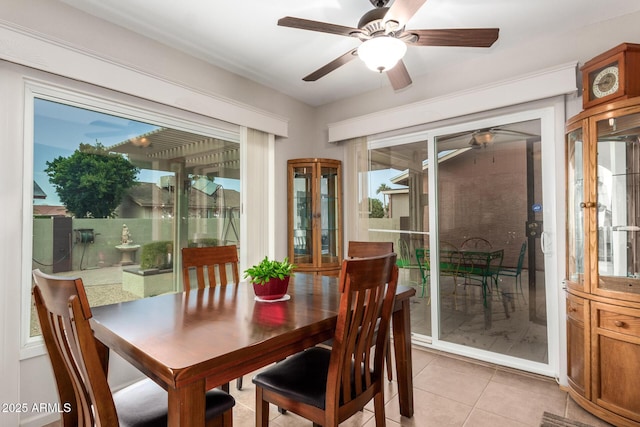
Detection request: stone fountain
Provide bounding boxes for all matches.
[115,224,140,265]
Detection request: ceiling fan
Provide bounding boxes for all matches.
[468,127,540,149]
[436,126,539,150]
[278,0,499,90]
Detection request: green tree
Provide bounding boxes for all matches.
[376,183,392,217]
[368,197,385,218]
[45,143,139,218]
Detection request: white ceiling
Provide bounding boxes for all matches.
[60,0,640,107]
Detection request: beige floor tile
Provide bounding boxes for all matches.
[463,408,530,427]
[490,368,566,400]
[429,353,496,380]
[475,381,566,425]
[413,363,491,406]
[408,344,438,376]
[385,387,472,426]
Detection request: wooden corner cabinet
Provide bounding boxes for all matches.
[565,97,640,426]
[287,158,342,276]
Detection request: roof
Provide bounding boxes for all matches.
[33,181,47,199]
[33,205,68,217]
[125,182,240,209]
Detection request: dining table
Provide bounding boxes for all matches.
[90,272,416,427]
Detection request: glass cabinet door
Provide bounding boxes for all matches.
[320,165,340,265]
[291,164,314,268]
[567,127,586,289]
[594,111,640,296]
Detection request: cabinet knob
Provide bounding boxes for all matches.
[580,201,596,209]
[614,320,626,328]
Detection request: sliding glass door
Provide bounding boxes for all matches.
[432,118,549,365]
[364,108,561,376]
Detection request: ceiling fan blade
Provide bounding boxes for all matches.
[383,0,428,29]
[278,16,361,37]
[386,60,412,90]
[303,48,359,82]
[409,28,499,47]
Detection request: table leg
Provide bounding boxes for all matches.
[167,379,206,427]
[392,297,414,418]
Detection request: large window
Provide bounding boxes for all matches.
[28,89,240,340]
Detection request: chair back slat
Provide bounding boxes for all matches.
[32,269,118,427]
[347,241,394,258]
[460,237,492,250]
[327,253,398,417]
[181,245,239,291]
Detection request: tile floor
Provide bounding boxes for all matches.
[43,347,614,427]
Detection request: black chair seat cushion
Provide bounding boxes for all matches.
[253,347,377,411]
[253,347,331,409]
[114,378,235,427]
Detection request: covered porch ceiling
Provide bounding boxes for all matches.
[108,127,240,178]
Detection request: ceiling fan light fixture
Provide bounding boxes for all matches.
[472,130,494,146]
[358,36,407,72]
[130,136,150,147]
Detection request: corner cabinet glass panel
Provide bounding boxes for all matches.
[566,126,586,291]
[288,159,342,275]
[566,104,640,302]
[594,111,640,297]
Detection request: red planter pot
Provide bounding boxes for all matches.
[252,276,290,300]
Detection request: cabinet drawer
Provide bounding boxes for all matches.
[567,296,585,322]
[595,304,640,337]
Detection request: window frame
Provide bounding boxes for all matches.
[21,79,242,358]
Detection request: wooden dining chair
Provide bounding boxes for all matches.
[253,253,399,427]
[181,245,244,390]
[182,245,240,290]
[32,269,235,427]
[347,240,394,381]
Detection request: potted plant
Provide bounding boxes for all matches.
[244,256,295,300]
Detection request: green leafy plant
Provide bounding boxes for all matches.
[45,142,139,218]
[243,257,295,285]
[140,241,173,270]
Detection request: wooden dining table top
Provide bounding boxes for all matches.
[90,272,415,426]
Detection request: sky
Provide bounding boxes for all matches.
[33,98,240,206]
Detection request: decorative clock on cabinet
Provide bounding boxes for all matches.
[581,42,640,109]
[287,158,342,276]
[566,93,640,425]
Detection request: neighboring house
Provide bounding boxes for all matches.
[33,181,46,199]
[32,205,68,217]
[33,180,69,216]
[117,180,240,219]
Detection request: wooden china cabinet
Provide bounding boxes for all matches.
[287,158,342,275]
[565,94,640,426]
